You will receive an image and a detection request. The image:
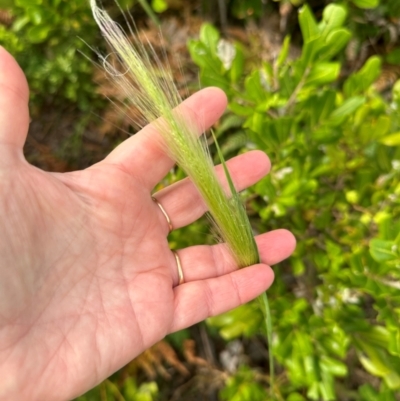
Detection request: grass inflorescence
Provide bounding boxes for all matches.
[90,0,258,268]
[90,1,274,395]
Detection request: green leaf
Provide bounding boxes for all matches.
[200,70,230,92]
[359,351,400,389]
[27,25,50,43]
[320,28,352,60]
[307,381,320,400]
[136,382,158,401]
[230,43,244,83]
[321,330,350,359]
[277,35,291,67]
[299,5,319,43]
[358,352,389,376]
[319,371,335,401]
[369,239,398,262]
[287,393,307,401]
[360,327,390,349]
[207,303,262,340]
[12,16,30,32]
[245,70,268,103]
[300,37,324,66]
[320,355,348,377]
[26,6,44,25]
[151,0,168,13]
[351,0,380,9]
[220,367,268,401]
[344,56,382,95]
[306,89,336,126]
[292,257,305,276]
[228,102,254,116]
[123,377,138,399]
[216,114,244,136]
[199,23,220,56]
[329,96,366,125]
[388,329,400,357]
[187,40,222,73]
[320,4,347,34]
[380,132,400,146]
[361,115,391,141]
[305,62,341,86]
[359,384,378,401]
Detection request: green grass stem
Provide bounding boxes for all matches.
[213,128,275,396]
[259,291,275,398]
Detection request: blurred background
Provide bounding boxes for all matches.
[1,0,400,400]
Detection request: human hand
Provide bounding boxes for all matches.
[0,47,295,400]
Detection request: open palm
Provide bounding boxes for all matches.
[0,47,295,400]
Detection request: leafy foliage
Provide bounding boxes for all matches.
[0,0,102,112]
[75,378,159,401]
[189,4,400,400]
[219,366,267,401]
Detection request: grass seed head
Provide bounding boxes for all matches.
[90,0,259,267]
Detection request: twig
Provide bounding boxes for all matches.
[285,66,310,111]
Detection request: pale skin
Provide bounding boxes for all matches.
[0,47,296,400]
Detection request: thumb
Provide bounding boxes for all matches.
[0,46,30,159]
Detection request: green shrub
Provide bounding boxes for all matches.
[189,4,400,400]
[226,0,383,21]
[0,0,101,112]
[227,0,400,66]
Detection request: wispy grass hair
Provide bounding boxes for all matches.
[90,0,259,268]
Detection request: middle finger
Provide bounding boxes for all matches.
[152,150,270,233]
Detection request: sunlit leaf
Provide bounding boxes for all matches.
[369,239,398,262]
[299,5,319,43]
[305,62,341,86]
[380,132,400,146]
[351,0,380,9]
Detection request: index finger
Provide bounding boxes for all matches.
[0,47,30,156]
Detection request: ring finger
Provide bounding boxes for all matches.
[170,229,296,286]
